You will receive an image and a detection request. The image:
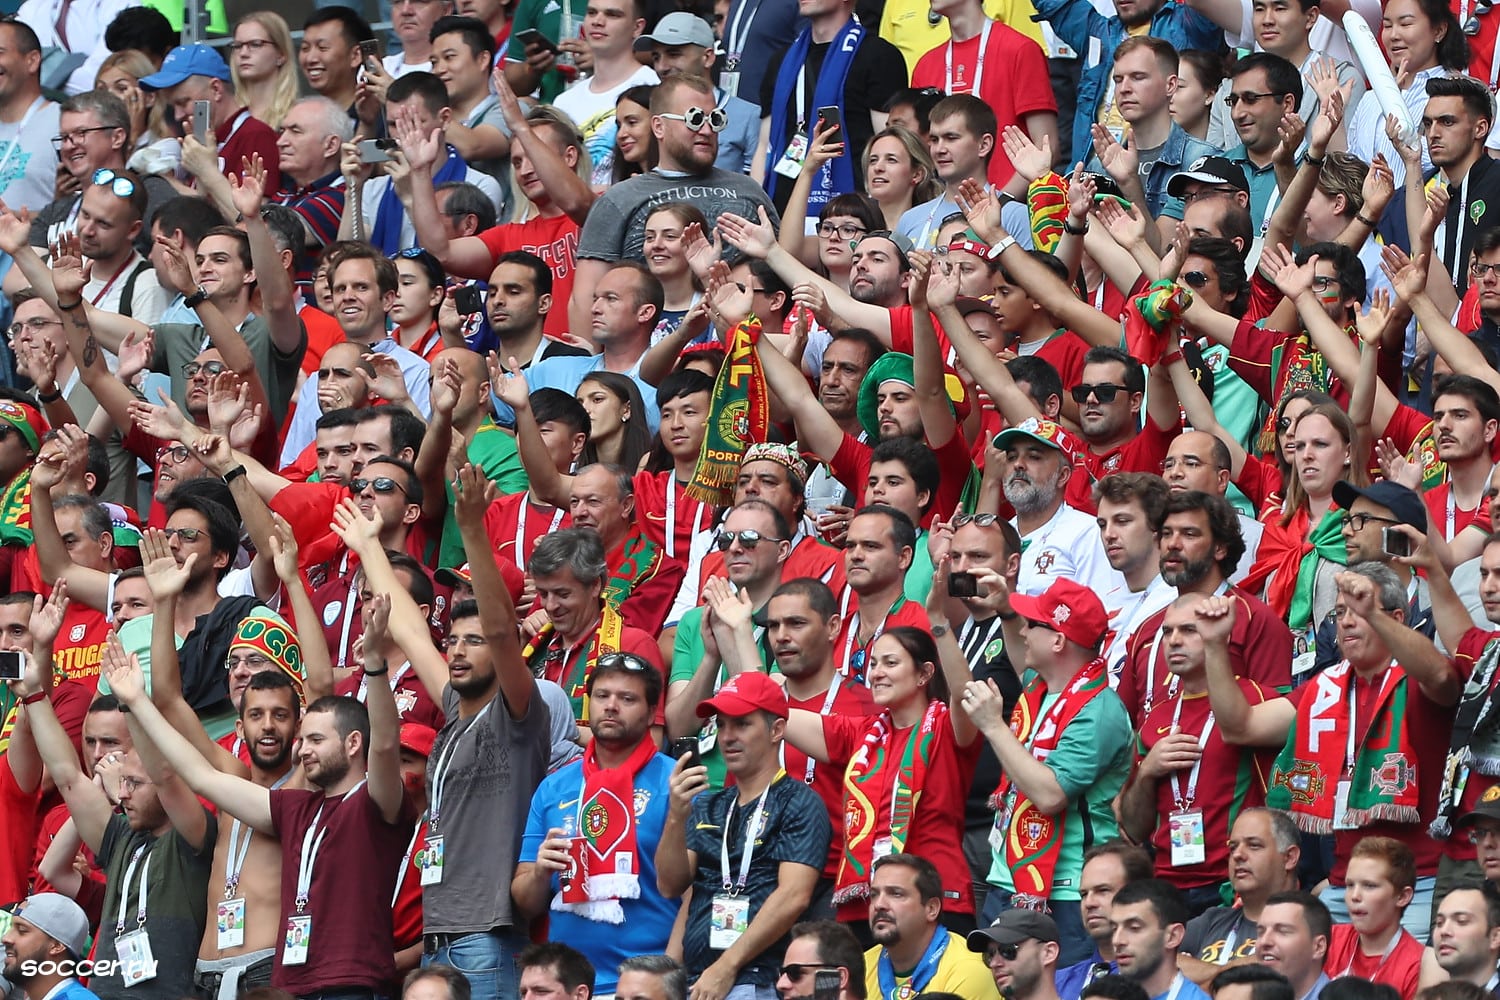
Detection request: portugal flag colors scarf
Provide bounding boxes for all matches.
[555,734,659,923]
[688,316,769,506]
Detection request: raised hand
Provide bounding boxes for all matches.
[1002,126,1053,184]
[1384,112,1421,167]
[927,255,960,310]
[116,327,154,382]
[1380,246,1428,304]
[705,259,751,327]
[682,221,723,281]
[153,233,199,297]
[453,462,498,526]
[1374,436,1422,490]
[1419,183,1451,246]
[1092,124,1138,186]
[1194,594,1236,645]
[800,119,845,176]
[266,513,301,585]
[140,527,195,599]
[714,208,777,260]
[1308,78,1351,156]
[229,154,267,219]
[1334,570,1380,622]
[29,580,68,650]
[1096,196,1147,248]
[1355,289,1393,347]
[957,177,1004,242]
[1066,162,1096,221]
[1272,112,1306,169]
[99,636,146,704]
[431,355,463,417]
[340,139,375,185]
[0,200,34,256]
[51,231,89,300]
[1362,155,1395,220]
[205,371,249,436]
[362,592,392,654]
[1271,248,1316,300]
[127,388,194,444]
[363,351,412,405]
[331,496,384,553]
[489,354,532,411]
[703,575,753,633]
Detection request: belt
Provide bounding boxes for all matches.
[196,949,276,1000]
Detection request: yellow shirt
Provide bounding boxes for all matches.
[863,932,1002,1000]
[879,0,1045,73]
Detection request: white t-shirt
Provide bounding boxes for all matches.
[0,97,60,212]
[1013,502,1121,597]
[84,252,168,324]
[1102,573,1177,683]
[383,52,433,77]
[553,64,659,186]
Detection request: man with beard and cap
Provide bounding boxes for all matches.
[968,910,1063,1000]
[1,893,96,1000]
[21,625,217,1000]
[513,657,678,994]
[862,854,998,1000]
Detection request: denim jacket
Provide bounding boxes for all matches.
[1034,0,1221,162]
[1087,124,1221,220]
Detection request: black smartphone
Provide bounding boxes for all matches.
[1382,526,1411,558]
[0,650,23,682]
[948,571,978,598]
[453,285,484,315]
[359,38,381,65]
[816,105,842,136]
[517,27,562,55]
[813,971,841,1000]
[670,737,701,768]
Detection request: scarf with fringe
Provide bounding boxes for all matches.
[1432,634,1500,838]
[554,733,659,922]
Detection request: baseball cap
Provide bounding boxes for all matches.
[1331,480,1428,533]
[967,909,1061,951]
[993,416,1080,465]
[1009,579,1109,649]
[696,671,788,719]
[955,296,995,318]
[1166,156,1250,199]
[400,723,438,758]
[857,230,915,271]
[435,564,473,588]
[1459,784,1500,827]
[10,893,89,958]
[634,12,716,51]
[140,45,233,90]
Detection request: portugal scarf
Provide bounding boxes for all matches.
[834,699,946,905]
[523,604,626,722]
[688,316,769,505]
[1433,635,1500,838]
[603,534,669,609]
[554,734,658,923]
[1258,334,1332,455]
[763,19,863,207]
[989,657,1109,910]
[1247,505,1346,633]
[0,468,32,545]
[1267,660,1421,833]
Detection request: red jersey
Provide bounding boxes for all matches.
[1138,680,1276,888]
[218,109,281,195]
[483,492,571,571]
[823,711,981,918]
[477,214,581,339]
[14,551,112,688]
[830,430,974,528]
[1065,418,1181,515]
[1028,329,1090,390]
[32,802,106,926]
[0,680,89,905]
[833,598,933,680]
[786,679,876,878]
[1424,481,1489,541]
[336,663,445,731]
[1325,925,1423,1000]
[632,470,716,564]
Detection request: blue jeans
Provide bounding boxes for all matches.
[424,928,527,1000]
[982,888,1092,966]
[1320,876,1436,943]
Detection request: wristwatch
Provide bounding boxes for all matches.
[184,285,209,309]
[930,622,950,638]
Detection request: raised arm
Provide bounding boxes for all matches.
[494,69,593,227]
[776,123,843,268]
[155,236,258,377]
[752,330,847,464]
[28,439,113,612]
[927,552,979,747]
[908,256,960,449]
[1338,567,1460,704]
[415,357,462,522]
[43,235,142,427]
[267,513,335,701]
[1164,349,1248,478]
[1387,250,1500,397]
[1198,596,1295,746]
[357,595,407,823]
[655,753,707,898]
[455,464,534,719]
[231,158,305,355]
[492,355,576,507]
[937,302,1044,426]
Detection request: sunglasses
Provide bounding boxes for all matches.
[351,476,408,497]
[658,106,728,133]
[1180,270,1210,289]
[396,247,431,259]
[954,513,1002,527]
[1223,90,1287,107]
[1069,383,1128,404]
[184,360,227,379]
[985,942,1022,961]
[597,653,653,672]
[780,966,840,983]
[162,526,204,541]
[715,529,783,551]
[93,167,136,198]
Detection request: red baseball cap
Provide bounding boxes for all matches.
[400,723,438,758]
[1008,579,1109,649]
[696,672,788,719]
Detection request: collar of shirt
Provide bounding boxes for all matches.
[280,168,346,200]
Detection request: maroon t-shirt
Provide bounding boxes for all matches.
[268,782,418,993]
[335,665,445,731]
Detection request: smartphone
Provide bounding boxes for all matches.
[192,100,211,144]
[516,28,562,54]
[358,38,381,65]
[453,285,484,315]
[813,971,841,1000]
[816,105,842,136]
[357,137,398,164]
[1382,526,1411,558]
[670,737,702,768]
[0,650,23,682]
[948,571,978,598]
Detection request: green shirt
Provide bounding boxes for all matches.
[437,418,530,568]
[987,684,1133,900]
[904,529,934,604]
[670,604,774,789]
[505,0,590,104]
[1202,342,1266,454]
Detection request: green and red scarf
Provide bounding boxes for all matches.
[989,657,1110,911]
[0,469,32,546]
[603,535,668,609]
[688,316,769,505]
[1259,335,1333,455]
[556,732,659,923]
[834,699,946,905]
[1248,505,1347,633]
[1267,660,1421,833]
[523,603,626,722]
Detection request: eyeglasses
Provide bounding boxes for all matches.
[779,965,840,983]
[1473,262,1500,278]
[7,318,60,338]
[93,167,136,197]
[954,513,1002,527]
[225,653,272,671]
[351,476,409,497]
[1182,186,1238,204]
[163,526,204,541]
[156,445,192,464]
[818,221,867,240]
[1338,512,1398,531]
[441,634,489,650]
[228,38,276,51]
[50,126,117,150]
[1469,824,1500,843]
[1276,415,1295,432]
[119,776,155,793]
[1180,270,1210,289]
[715,529,783,551]
[1069,383,1129,404]
[658,106,728,133]
[1223,90,1287,107]
[597,653,653,672]
[184,360,227,379]
[1310,275,1342,292]
[985,942,1022,961]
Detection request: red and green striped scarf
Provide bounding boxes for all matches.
[603,534,666,609]
[1267,660,1421,833]
[834,699,946,905]
[0,470,32,545]
[688,316,769,505]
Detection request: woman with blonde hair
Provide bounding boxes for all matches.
[97,50,177,174]
[230,12,298,130]
[863,126,939,232]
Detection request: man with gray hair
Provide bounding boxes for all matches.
[617,956,688,1000]
[271,95,351,254]
[522,525,666,735]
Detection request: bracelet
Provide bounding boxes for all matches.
[998,609,1020,622]
[1160,351,1184,367]
[1304,154,1326,168]
[1356,213,1379,227]
[363,665,389,677]
[223,465,247,486]
[184,285,209,309]
[37,386,61,403]
[54,298,82,312]
[21,690,46,705]
[985,236,1018,261]
[1063,218,1089,236]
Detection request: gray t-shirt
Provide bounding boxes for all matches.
[0,98,59,213]
[1180,905,1258,966]
[151,315,306,427]
[577,168,781,265]
[423,682,552,932]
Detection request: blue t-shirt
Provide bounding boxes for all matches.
[522,354,662,432]
[519,753,679,993]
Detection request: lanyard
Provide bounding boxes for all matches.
[516,497,566,561]
[295,780,365,912]
[226,770,294,897]
[779,679,841,783]
[356,661,412,702]
[1345,666,1395,775]
[1340,927,1402,978]
[89,256,135,307]
[1257,182,1282,239]
[0,96,45,179]
[429,703,494,827]
[1163,974,1187,1000]
[945,19,992,95]
[1167,696,1215,810]
[1146,581,1230,712]
[391,821,424,905]
[841,597,903,677]
[115,843,151,934]
[1218,926,1240,965]
[793,62,809,131]
[725,0,763,63]
[336,552,358,670]
[1445,173,1473,279]
[719,778,776,895]
[663,478,708,559]
[1448,486,1456,541]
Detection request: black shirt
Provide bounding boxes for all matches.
[1442,152,1500,297]
[961,615,1022,832]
